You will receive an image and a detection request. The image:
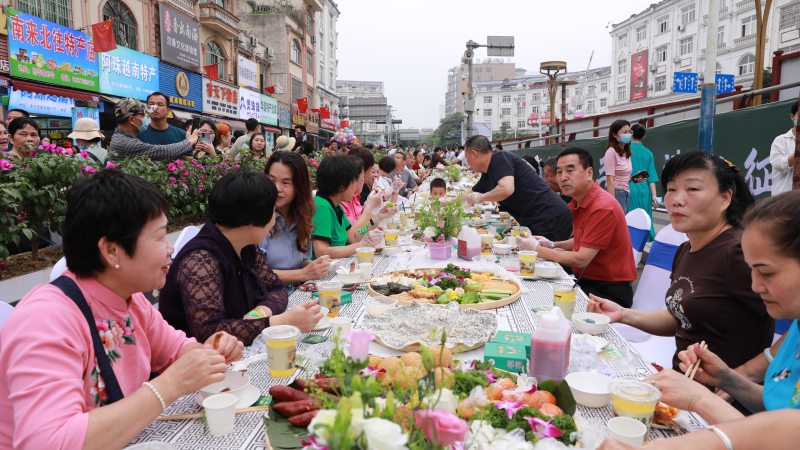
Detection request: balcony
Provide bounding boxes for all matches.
[736,0,765,12]
[168,0,196,15]
[199,2,240,37]
[587,92,597,99]
[734,34,756,49]
[719,6,729,17]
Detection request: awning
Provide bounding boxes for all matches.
[214,117,247,132]
[11,80,100,102]
[100,94,120,104]
[170,109,195,121]
[262,125,281,133]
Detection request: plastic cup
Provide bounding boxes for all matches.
[356,247,375,264]
[609,380,662,443]
[359,263,373,279]
[507,236,517,247]
[317,281,342,317]
[519,250,538,277]
[388,219,400,230]
[480,235,494,255]
[500,212,511,220]
[384,231,399,246]
[512,226,523,237]
[331,317,352,338]
[262,325,301,378]
[202,393,238,436]
[400,213,410,225]
[607,417,648,447]
[553,285,577,319]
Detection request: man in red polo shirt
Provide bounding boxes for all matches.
[521,148,637,307]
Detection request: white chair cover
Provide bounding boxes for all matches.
[49,256,68,282]
[171,226,202,260]
[625,208,651,267]
[0,301,14,331]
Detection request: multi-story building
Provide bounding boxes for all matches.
[336,80,389,141]
[607,0,800,112]
[444,66,459,117]
[446,59,516,116]
[314,0,340,115]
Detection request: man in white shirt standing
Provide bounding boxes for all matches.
[770,101,797,196]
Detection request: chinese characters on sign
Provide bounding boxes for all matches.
[7,8,99,91]
[260,94,278,126]
[99,46,159,99]
[9,89,75,116]
[743,148,772,196]
[202,78,239,116]
[159,5,200,70]
[673,73,699,93]
[630,50,648,101]
[320,112,338,131]
[237,54,259,91]
[239,88,260,121]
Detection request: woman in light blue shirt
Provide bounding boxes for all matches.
[260,152,331,293]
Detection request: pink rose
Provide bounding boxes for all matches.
[414,409,468,447]
[438,221,445,228]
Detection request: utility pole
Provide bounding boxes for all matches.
[540,61,567,145]
[698,0,721,153]
[462,37,514,140]
[753,0,774,106]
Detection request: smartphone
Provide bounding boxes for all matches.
[191,116,201,132]
[200,132,211,145]
[632,170,649,180]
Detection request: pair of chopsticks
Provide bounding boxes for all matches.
[685,340,708,380]
[157,405,270,421]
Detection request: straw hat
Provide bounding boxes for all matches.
[67,118,105,141]
[274,135,296,151]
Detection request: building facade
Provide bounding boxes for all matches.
[314,0,339,114]
[608,0,800,112]
[446,59,517,117]
[336,80,389,141]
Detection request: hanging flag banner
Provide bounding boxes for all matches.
[202,77,239,117]
[630,50,648,101]
[99,46,159,99]
[9,89,74,116]
[6,7,99,91]
[239,88,260,120]
[237,54,258,91]
[260,94,278,125]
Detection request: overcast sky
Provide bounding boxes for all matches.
[337,0,657,129]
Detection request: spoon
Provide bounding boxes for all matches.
[229,353,268,372]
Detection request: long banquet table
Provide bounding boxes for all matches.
[128,243,707,449]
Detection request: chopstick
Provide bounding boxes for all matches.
[374,244,403,250]
[685,341,708,380]
[156,405,270,421]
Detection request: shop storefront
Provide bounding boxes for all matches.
[158,62,203,126]
[260,94,279,148]
[320,112,339,146]
[307,111,321,150]
[0,11,10,123]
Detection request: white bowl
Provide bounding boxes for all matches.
[493,243,512,255]
[572,312,611,335]
[336,268,363,284]
[199,370,251,402]
[383,247,400,256]
[564,372,613,408]
[364,296,398,314]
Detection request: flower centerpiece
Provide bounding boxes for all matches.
[414,196,464,259]
[443,165,462,184]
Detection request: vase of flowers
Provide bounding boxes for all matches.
[414,197,464,260]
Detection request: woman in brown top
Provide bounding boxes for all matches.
[589,151,774,386]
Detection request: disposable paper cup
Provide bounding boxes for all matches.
[331,317,352,338]
[607,417,648,447]
[609,380,661,444]
[359,263,374,280]
[507,236,517,247]
[202,393,237,436]
[356,247,375,264]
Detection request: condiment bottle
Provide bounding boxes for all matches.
[457,227,481,261]
[529,306,572,383]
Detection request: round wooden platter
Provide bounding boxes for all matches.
[374,335,486,353]
[367,269,523,311]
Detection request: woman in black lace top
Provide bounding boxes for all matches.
[159,170,324,345]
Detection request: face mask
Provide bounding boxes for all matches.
[619,134,632,145]
[139,114,151,132]
[794,117,797,126]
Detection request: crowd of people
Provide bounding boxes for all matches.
[1,95,800,450]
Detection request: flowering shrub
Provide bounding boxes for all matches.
[416,196,465,242]
[0,152,266,260]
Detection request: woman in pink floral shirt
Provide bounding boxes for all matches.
[0,170,245,450]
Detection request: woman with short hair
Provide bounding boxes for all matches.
[0,170,243,450]
[215,122,232,154]
[248,132,270,159]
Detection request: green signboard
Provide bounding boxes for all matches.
[511,99,792,200]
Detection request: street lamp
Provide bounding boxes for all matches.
[553,79,578,151]
[540,61,567,145]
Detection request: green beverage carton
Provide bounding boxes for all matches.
[484,341,527,373]
[492,331,532,355]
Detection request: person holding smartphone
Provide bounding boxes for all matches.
[194,120,220,157]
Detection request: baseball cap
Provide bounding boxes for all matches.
[115,97,146,121]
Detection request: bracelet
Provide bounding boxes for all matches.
[764,347,775,363]
[246,307,267,318]
[143,381,167,413]
[708,425,734,450]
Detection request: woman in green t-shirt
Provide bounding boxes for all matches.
[312,154,386,259]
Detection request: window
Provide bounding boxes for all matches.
[291,40,301,64]
[681,3,696,24]
[600,98,607,107]
[475,67,483,73]
[307,51,313,71]
[780,3,800,29]
[484,109,492,117]
[308,89,313,108]
[587,100,595,111]
[619,33,628,49]
[102,0,137,50]
[655,75,667,92]
[656,45,668,63]
[636,25,647,42]
[716,62,723,74]
[501,94,511,103]
[617,85,627,101]
[717,26,724,46]
[574,87,582,96]
[205,41,225,80]
[486,67,492,73]
[319,64,325,84]
[680,37,693,56]
[742,14,756,37]
[517,107,525,115]
[739,54,755,75]
[532,106,539,113]
[17,0,73,27]
[329,70,334,88]
[291,77,303,104]
[588,85,596,94]
[618,59,627,75]
[489,76,493,80]
[600,82,608,92]
[330,43,334,59]
[532,93,541,101]
[517,121,525,128]
[518,94,526,101]
[657,15,669,33]
[501,108,511,116]
[483,96,491,103]
[306,13,313,33]
[477,76,481,81]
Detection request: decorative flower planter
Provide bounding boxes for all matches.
[429,242,452,260]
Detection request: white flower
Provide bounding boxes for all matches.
[422,388,459,414]
[360,418,408,450]
[464,420,502,450]
[307,409,337,445]
[424,227,436,238]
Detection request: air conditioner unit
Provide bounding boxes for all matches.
[673,56,681,63]
[311,36,317,43]
[266,47,274,57]
[237,32,245,43]
[647,84,653,90]
[250,36,258,47]
[677,25,684,32]
[649,63,657,72]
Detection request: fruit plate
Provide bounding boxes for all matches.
[362,301,498,353]
[367,268,522,311]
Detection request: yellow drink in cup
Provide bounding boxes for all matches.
[318,281,342,317]
[262,325,300,378]
[519,250,538,277]
[400,213,410,225]
[552,285,577,319]
[512,226,523,237]
[356,247,376,264]
[609,380,662,444]
[384,231,399,246]
[388,219,400,230]
[480,235,493,255]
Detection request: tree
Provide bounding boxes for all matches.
[761,69,771,104]
[492,122,512,141]
[430,113,464,148]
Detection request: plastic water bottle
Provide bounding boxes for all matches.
[457,227,481,261]
[529,306,572,383]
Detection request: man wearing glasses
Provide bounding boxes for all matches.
[137,92,189,146]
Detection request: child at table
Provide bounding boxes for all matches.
[430,178,447,199]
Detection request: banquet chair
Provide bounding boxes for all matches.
[49,256,69,282]
[615,224,688,344]
[625,209,651,267]
[171,226,201,260]
[0,302,14,331]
